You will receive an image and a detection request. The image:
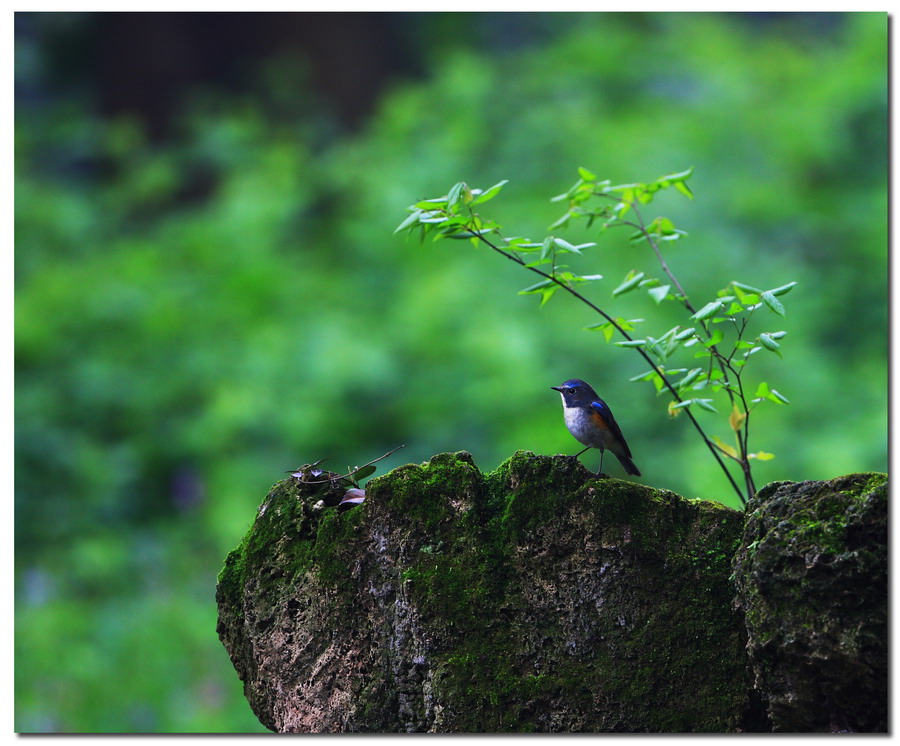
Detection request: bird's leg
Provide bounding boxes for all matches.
[597,450,608,478]
[574,446,590,457]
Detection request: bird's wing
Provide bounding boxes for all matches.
[590,399,633,458]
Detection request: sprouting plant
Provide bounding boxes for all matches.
[395,168,795,506]
[289,445,405,510]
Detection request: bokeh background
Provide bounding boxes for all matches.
[15,12,887,733]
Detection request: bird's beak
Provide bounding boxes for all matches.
[550,386,562,392]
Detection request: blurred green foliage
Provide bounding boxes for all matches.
[15,12,886,732]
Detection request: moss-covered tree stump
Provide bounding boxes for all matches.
[217,451,753,732]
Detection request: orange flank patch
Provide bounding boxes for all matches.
[590,410,610,430]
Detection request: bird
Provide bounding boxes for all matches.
[551,379,641,477]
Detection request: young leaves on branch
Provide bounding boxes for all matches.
[395,169,796,507]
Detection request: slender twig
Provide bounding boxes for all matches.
[611,196,761,501]
[294,444,406,485]
[619,215,695,311]
[734,376,757,497]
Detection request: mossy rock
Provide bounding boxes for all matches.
[732,472,887,732]
[217,450,754,732]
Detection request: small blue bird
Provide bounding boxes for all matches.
[551,379,641,477]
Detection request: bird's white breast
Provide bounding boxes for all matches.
[561,402,614,450]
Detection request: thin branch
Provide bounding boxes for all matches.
[294,444,406,485]
[619,198,760,500]
[627,209,695,311]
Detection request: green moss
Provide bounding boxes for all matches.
[216,548,245,607]
[732,471,888,731]
[219,450,756,732]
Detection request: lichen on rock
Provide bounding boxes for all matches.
[217,450,754,732]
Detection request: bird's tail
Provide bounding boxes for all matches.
[615,453,641,477]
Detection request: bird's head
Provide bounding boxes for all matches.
[551,379,599,407]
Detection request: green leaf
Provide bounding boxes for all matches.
[447,182,465,208]
[613,271,645,297]
[589,317,641,342]
[577,166,597,181]
[508,241,544,251]
[635,186,654,204]
[394,209,423,234]
[628,229,647,244]
[770,389,790,404]
[615,339,647,348]
[520,278,551,292]
[644,338,665,361]
[674,180,694,199]
[677,368,704,390]
[351,464,377,481]
[648,284,671,304]
[576,274,604,282]
[691,300,723,321]
[658,166,694,183]
[713,436,738,458]
[521,285,558,307]
[470,179,509,205]
[748,451,776,461]
[669,399,693,410]
[586,320,617,342]
[732,281,762,293]
[653,168,695,199]
[668,400,688,417]
[551,237,596,255]
[695,399,718,413]
[703,328,724,348]
[414,197,449,209]
[614,190,634,218]
[540,288,560,306]
[758,333,782,356]
[656,217,676,234]
[761,291,786,316]
[658,326,680,342]
[767,281,797,297]
[540,236,555,260]
[674,327,696,341]
[550,181,580,202]
[548,212,571,230]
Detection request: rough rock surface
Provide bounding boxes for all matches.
[217,451,753,733]
[731,472,887,733]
